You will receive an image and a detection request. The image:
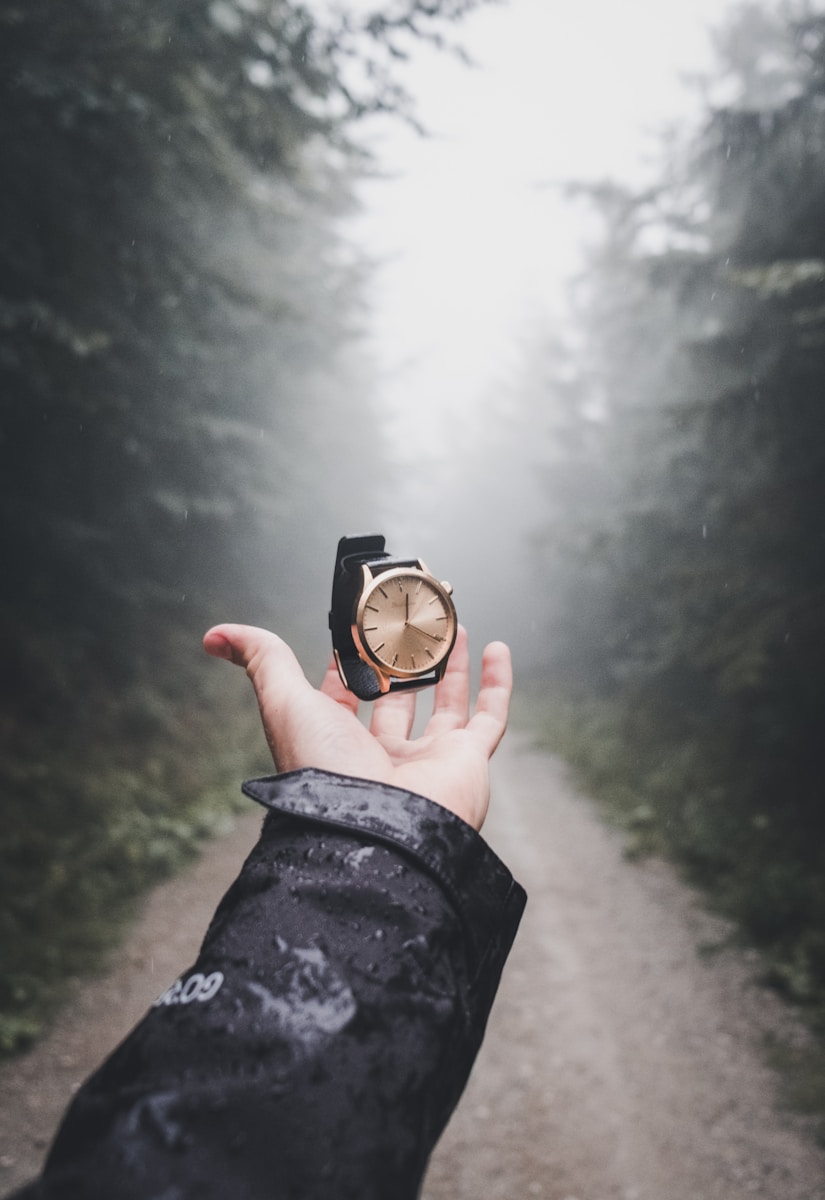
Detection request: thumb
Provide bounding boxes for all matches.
[203,622,314,730]
[203,623,297,674]
[204,623,365,775]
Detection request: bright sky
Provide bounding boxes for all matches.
[329,0,767,666]
[346,0,747,475]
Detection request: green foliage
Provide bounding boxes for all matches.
[764,1031,825,1144]
[0,632,268,1055]
[0,0,484,1053]
[526,1,825,1018]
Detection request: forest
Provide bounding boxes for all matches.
[528,3,825,1019]
[0,0,480,1053]
[4,0,825,1059]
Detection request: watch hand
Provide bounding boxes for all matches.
[406,622,443,643]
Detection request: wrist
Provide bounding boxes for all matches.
[241,767,525,980]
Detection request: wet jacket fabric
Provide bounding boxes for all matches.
[14,769,527,1200]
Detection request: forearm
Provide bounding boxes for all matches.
[17,771,526,1200]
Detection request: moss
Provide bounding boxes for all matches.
[0,653,268,1060]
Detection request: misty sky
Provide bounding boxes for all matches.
[335,0,758,654]
[347,0,751,483]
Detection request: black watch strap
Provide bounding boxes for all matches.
[328,534,438,701]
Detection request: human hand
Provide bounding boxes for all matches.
[202,623,512,832]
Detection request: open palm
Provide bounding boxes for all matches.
[203,623,512,832]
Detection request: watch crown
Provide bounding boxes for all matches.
[441,580,453,595]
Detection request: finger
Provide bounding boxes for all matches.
[204,625,383,781]
[425,624,470,735]
[320,655,361,715]
[203,624,314,761]
[203,626,240,662]
[369,688,417,741]
[465,640,513,758]
[204,624,306,690]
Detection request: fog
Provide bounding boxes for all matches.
[4,0,825,1156]
[343,0,748,669]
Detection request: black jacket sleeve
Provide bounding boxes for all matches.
[12,769,527,1200]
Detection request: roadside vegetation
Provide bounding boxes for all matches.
[0,0,483,1056]
[521,3,825,1031]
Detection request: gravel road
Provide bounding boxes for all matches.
[2,737,824,1198]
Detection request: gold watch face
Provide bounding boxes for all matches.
[354,567,457,679]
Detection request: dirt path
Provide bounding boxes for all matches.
[0,809,265,1195]
[2,739,825,1198]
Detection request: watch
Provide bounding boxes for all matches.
[328,534,458,701]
